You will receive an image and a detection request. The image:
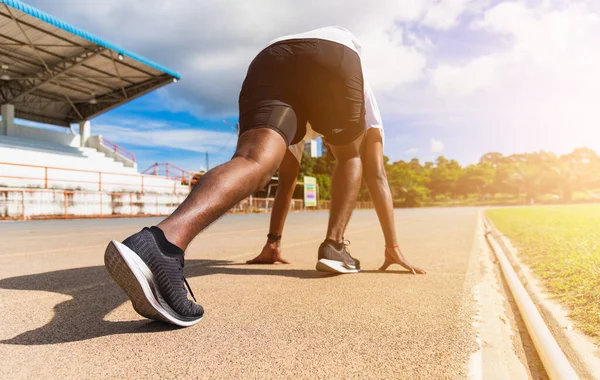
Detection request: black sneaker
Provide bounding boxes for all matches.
[316,239,362,274]
[104,227,203,326]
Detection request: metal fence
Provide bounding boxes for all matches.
[0,189,373,220]
[230,197,305,213]
[0,162,189,194]
[0,159,376,219]
[314,200,375,210]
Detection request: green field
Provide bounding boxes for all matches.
[487,205,600,339]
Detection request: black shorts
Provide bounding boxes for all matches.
[238,38,365,146]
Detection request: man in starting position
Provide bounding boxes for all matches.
[105,26,401,326]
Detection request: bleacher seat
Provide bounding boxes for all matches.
[0,135,138,174]
[0,135,187,194]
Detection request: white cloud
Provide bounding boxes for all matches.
[359,27,427,93]
[26,0,600,163]
[422,0,476,30]
[382,0,600,159]
[438,1,600,100]
[431,138,445,153]
[404,148,420,155]
[30,0,479,112]
[94,122,237,154]
[432,55,501,96]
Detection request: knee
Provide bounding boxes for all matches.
[233,139,282,175]
[232,153,278,190]
[234,127,287,179]
[334,156,363,181]
[364,167,387,185]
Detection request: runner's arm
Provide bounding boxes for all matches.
[268,149,300,237]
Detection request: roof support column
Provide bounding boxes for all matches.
[1,103,14,136]
[79,120,90,147]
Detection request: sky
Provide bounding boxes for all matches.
[27,0,600,172]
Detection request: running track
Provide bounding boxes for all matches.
[1,208,484,378]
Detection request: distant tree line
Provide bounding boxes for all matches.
[296,148,600,206]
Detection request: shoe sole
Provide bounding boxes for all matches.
[104,240,203,327]
[316,259,361,274]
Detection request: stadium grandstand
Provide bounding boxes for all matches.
[0,0,332,220]
[0,0,190,219]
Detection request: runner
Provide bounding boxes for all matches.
[246,102,425,275]
[104,26,387,326]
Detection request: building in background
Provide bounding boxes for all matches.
[0,0,185,220]
[304,140,318,158]
[320,139,328,157]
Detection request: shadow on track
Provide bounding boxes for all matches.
[0,259,333,345]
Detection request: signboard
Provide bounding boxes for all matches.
[304,176,317,207]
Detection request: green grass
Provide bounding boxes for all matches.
[487,205,600,339]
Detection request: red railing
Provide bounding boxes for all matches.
[0,162,188,194]
[101,137,136,163]
[142,162,190,182]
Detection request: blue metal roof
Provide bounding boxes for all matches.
[0,0,181,79]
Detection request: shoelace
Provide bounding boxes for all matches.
[177,259,197,303]
[342,238,351,253]
[342,239,359,261]
[183,277,197,302]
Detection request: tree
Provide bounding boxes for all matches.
[428,156,462,197]
[456,162,495,197]
[316,174,332,200]
[504,161,551,202]
[387,160,430,206]
[298,154,316,178]
[313,155,335,176]
[479,152,505,167]
[552,148,600,201]
[294,146,600,205]
[299,154,335,200]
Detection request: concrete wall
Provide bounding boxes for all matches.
[12,124,80,147]
[88,135,137,169]
[1,104,14,136]
[3,123,135,169]
[0,189,187,219]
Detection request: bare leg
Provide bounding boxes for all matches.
[326,133,365,242]
[362,128,425,274]
[158,128,287,251]
[247,149,299,264]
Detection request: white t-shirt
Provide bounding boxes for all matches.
[272,27,384,161]
[270,26,364,55]
[271,26,384,132]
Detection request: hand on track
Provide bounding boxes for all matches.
[379,246,426,274]
[246,241,290,264]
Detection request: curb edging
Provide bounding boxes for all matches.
[483,216,600,380]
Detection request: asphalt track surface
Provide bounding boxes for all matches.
[0,208,481,379]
